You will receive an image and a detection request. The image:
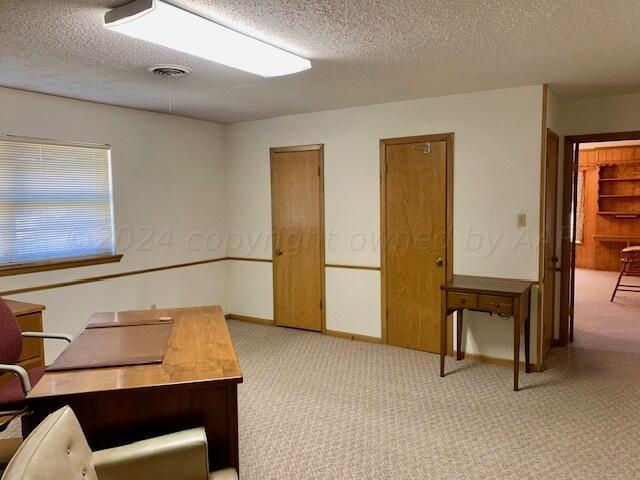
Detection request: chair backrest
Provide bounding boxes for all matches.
[2,407,99,480]
[0,299,22,365]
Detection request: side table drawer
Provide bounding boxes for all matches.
[478,295,513,315]
[447,292,478,309]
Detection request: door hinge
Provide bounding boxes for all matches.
[386,308,388,318]
[318,166,321,177]
[320,298,323,309]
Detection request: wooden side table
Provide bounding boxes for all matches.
[440,275,533,391]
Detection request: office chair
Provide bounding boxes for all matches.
[1,406,237,480]
[0,298,72,432]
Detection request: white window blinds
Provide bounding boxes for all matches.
[0,136,115,266]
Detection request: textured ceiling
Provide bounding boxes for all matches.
[1,0,640,123]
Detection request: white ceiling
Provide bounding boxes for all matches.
[2,0,640,123]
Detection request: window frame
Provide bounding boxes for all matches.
[0,134,122,276]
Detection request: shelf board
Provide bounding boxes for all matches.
[597,212,640,218]
[599,194,640,199]
[599,177,640,182]
[594,235,640,242]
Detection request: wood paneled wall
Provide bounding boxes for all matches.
[575,146,640,271]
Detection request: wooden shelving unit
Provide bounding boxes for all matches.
[577,146,640,271]
[597,162,640,216]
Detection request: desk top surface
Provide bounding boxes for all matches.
[28,305,242,400]
[4,299,46,316]
[441,275,533,296]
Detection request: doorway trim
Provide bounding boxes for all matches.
[559,130,640,346]
[269,143,326,333]
[537,127,560,368]
[379,133,454,349]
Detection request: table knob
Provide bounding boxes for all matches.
[460,298,466,304]
[495,303,500,308]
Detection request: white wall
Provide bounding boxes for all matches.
[225,85,544,360]
[0,84,548,363]
[0,87,228,361]
[560,92,640,135]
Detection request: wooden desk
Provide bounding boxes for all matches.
[440,276,533,391]
[23,306,242,473]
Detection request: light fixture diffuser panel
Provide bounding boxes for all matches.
[104,0,311,77]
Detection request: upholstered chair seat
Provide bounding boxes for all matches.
[2,406,237,480]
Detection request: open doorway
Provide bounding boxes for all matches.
[559,133,640,352]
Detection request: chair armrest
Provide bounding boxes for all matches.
[0,364,31,393]
[22,331,73,343]
[93,427,210,480]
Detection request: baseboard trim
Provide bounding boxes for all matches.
[225,314,540,371]
[323,329,382,344]
[225,314,381,344]
[455,351,540,372]
[225,314,275,326]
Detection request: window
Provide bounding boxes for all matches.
[0,136,120,275]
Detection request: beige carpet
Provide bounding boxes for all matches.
[3,268,639,479]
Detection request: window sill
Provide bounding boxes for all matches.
[0,254,123,277]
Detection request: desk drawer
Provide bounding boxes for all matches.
[478,295,513,315]
[18,313,44,362]
[447,292,478,309]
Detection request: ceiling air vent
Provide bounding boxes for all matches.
[148,64,192,77]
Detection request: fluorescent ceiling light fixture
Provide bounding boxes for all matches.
[104,0,311,77]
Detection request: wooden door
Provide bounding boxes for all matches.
[270,145,324,331]
[382,136,450,353]
[541,129,559,359]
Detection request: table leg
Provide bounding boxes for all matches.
[524,314,531,374]
[513,310,521,392]
[440,292,447,377]
[456,309,463,360]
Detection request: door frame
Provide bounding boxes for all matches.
[537,127,560,366]
[380,133,454,350]
[269,144,326,333]
[559,130,640,346]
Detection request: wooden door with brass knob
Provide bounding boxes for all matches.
[381,134,452,353]
[270,144,325,332]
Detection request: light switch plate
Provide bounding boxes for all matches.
[517,213,527,228]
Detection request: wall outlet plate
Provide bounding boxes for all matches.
[517,213,527,228]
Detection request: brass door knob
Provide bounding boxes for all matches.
[275,248,283,256]
[435,258,443,267]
